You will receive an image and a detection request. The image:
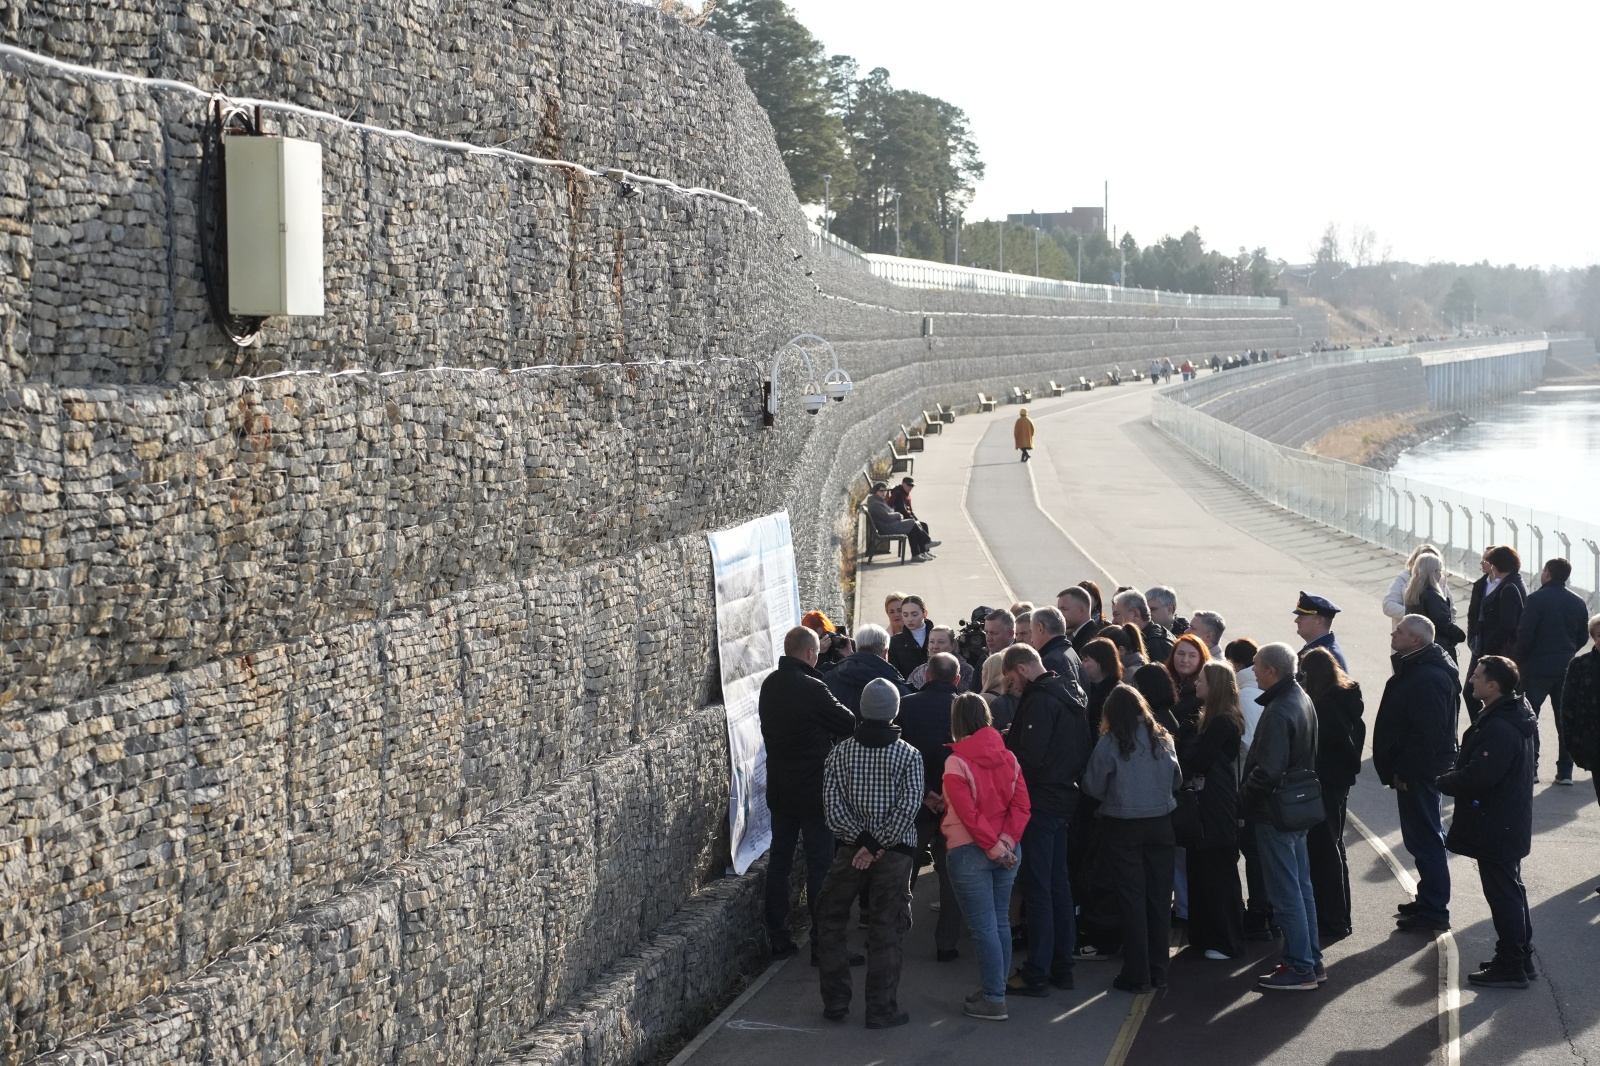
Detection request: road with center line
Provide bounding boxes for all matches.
[687,382,1598,1066]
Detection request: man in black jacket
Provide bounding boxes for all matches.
[1372,615,1460,934]
[1057,586,1104,652]
[826,624,911,716]
[1030,606,1086,690]
[1516,558,1590,783]
[1240,642,1325,991]
[1439,656,1537,988]
[895,653,964,961]
[760,627,860,959]
[1002,643,1093,996]
[1113,588,1174,662]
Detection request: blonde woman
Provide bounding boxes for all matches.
[1384,543,1454,623]
[980,653,1017,733]
[885,591,908,637]
[1404,553,1463,660]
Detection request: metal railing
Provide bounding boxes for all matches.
[804,222,1281,310]
[862,253,1282,310]
[1152,384,1600,606]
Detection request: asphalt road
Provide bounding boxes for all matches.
[701,383,1599,1066]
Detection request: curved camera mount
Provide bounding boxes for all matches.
[764,334,852,426]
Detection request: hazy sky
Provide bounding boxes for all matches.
[783,0,1599,268]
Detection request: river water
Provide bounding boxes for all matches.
[1390,384,1600,525]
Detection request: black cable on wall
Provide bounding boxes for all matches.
[198,96,267,348]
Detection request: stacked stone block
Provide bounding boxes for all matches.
[0,0,1307,1063]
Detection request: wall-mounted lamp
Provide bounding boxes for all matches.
[763,334,851,427]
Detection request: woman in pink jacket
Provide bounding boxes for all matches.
[942,693,1032,1021]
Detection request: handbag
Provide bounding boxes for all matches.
[1267,768,1324,832]
[1171,783,1205,848]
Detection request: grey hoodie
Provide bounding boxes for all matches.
[1082,726,1182,819]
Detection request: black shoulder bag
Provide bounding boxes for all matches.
[1266,707,1323,832]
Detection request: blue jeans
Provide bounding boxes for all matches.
[947,842,1020,1002]
[1018,811,1075,982]
[765,810,835,949]
[1395,779,1451,924]
[1255,822,1322,973]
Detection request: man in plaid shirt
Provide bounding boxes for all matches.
[814,677,925,1028]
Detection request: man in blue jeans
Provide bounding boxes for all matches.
[1373,616,1461,933]
[1001,644,1093,995]
[759,627,859,961]
[1241,643,1325,991]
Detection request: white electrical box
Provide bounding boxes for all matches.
[225,136,325,317]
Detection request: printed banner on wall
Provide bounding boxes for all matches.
[708,511,801,875]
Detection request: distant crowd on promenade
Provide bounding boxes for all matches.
[757,548,1600,1027]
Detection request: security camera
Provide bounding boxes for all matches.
[823,368,852,402]
[802,385,827,414]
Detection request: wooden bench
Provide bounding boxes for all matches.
[899,423,925,452]
[1076,376,1093,392]
[887,440,914,474]
[1009,386,1033,404]
[975,393,997,413]
[937,403,957,423]
[920,411,943,434]
[860,501,909,564]
[1047,380,1066,397]
[1104,368,1124,386]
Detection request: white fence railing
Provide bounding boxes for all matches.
[863,254,1282,311]
[1152,383,1600,607]
[805,222,1282,311]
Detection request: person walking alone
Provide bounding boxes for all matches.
[1559,616,1600,896]
[1241,643,1326,991]
[815,679,925,1028]
[942,693,1031,1020]
[1014,408,1035,463]
[1440,657,1537,988]
[1082,685,1183,992]
[1301,648,1364,941]
[1516,558,1589,783]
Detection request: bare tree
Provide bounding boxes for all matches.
[1313,222,1344,266]
[1350,224,1378,267]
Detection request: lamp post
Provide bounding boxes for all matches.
[1034,226,1040,276]
[998,221,1004,272]
[894,191,901,257]
[823,173,832,238]
[954,213,961,266]
[1076,232,1083,283]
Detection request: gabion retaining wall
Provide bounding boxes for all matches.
[0,2,1303,1062]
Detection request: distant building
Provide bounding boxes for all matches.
[1007,207,1105,239]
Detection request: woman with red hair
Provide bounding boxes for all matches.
[1166,634,1211,731]
[802,610,851,670]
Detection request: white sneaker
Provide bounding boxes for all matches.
[926,539,942,548]
[1553,776,1574,786]
[1204,949,1233,961]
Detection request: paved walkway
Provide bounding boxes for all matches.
[687,384,1599,1066]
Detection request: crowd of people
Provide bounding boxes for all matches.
[757,553,1600,1027]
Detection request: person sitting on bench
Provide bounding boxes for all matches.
[867,482,939,561]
